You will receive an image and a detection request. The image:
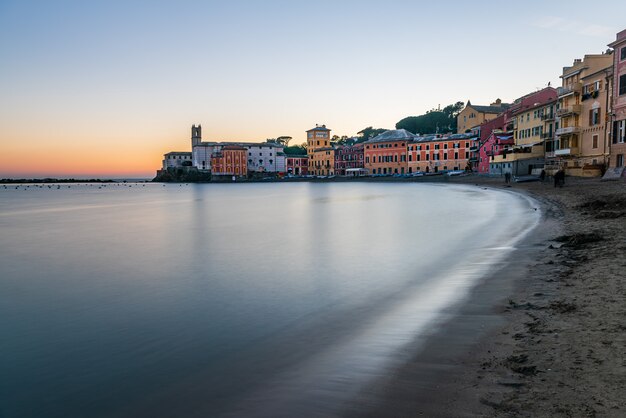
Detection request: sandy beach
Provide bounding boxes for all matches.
[346,175,626,417]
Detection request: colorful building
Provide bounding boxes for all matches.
[334,143,364,176]
[408,134,474,173]
[286,155,308,176]
[609,29,626,171]
[490,87,557,176]
[363,129,412,175]
[476,113,507,174]
[307,125,334,176]
[554,54,613,176]
[457,99,509,134]
[210,145,247,177]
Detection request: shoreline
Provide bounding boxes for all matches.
[346,176,626,417]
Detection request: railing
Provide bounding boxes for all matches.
[541,132,554,139]
[555,126,580,136]
[554,147,578,156]
[541,112,555,121]
[556,104,582,117]
[558,81,582,97]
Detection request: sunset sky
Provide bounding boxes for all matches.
[1,0,625,178]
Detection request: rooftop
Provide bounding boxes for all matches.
[307,124,331,132]
[366,129,415,143]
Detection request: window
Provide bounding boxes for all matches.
[621,47,626,61]
[590,108,600,126]
[592,135,598,149]
[615,120,626,144]
[620,74,626,96]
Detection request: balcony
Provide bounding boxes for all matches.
[497,137,515,145]
[555,126,580,136]
[541,132,554,140]
[541,112,555,121]
[554,147,579,156]
[558,81,582,97]
[556,104,582,117]
[469,145,479,152]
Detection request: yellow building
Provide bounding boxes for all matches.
[555,54,613,176]
[457,99,509,134]
[307,125,335,176]
[490,88,557,176]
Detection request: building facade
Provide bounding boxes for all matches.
[307,125,334,176]
[246,143,285,174]
[211,146,247,176]
[490,87,557,176]
[476,113,507,174]
[407,134,473,173]
[162,152,192,170]
[554,54,613,176]
[363,129,412,175]
[285,155,308,175]
[609,29,626,171]
[334,143,364,176]
[457,99,509,133]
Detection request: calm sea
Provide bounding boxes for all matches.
[0,182,539,417]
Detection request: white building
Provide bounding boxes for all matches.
[162,152,192,170]
[164,125,287,174]
[245,143,285,173]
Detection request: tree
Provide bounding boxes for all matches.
[277,136,292,146]
[356,127,387,143]
[395,101,463,134]
[283,144,307,155]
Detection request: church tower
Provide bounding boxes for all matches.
[191,124,202,147]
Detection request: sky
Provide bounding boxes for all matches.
[1,0,625,178]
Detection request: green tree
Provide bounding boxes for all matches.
[356,127,387,142]
[395,101,463,134]
[283,144,307,155]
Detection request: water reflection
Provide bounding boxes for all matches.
[0,183,539,417]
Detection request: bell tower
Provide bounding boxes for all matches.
[191,124,202,147]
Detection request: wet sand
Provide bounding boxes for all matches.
[346,176,626,417]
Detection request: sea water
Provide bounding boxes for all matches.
[0,182,539,417]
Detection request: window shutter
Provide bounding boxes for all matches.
[589,109,593,125]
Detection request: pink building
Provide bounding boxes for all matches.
[286,155,308,176]
[476,114,507,174]
[609,29,626,170]
[334,143,364,175]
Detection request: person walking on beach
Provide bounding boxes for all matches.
[554,169,564,188]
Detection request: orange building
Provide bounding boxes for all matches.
[211,145,247,176]
[307,125,334,176]
[363,129,412,175]
[407,134,473,173]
